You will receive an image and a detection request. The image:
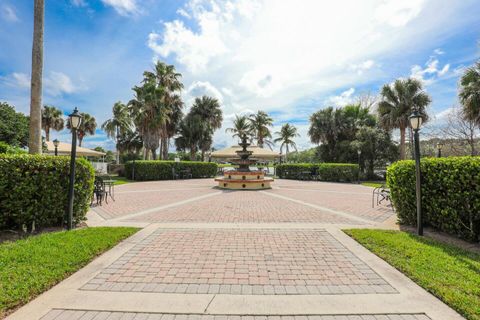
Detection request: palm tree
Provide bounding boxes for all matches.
[190,96,223,160]
[102,102,132,164]
[145,61,184,160]
[67,112,97,147]
[175,113,206,160]
[249,110,273,149]
[377,78,430,160]
[117,128,143,158]
[28,0,44,154]
[41,105,64,141]
[128,77,167,160]
[274,123,300,161]
[459,61,480,125]
[226,114,252,140]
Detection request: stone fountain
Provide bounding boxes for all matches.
[215,134,274,190]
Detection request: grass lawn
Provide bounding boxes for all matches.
[345,229,480,320]
[0,227,138,317]
[111,176,133,185]
[360,181,385,188]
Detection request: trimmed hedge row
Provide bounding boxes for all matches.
[125,160,218,181]
[387,157,480,242]
[276,163,359,182]
[0,154,95,231]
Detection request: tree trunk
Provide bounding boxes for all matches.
[28,0,44,154]
[115,127,120,164]
[78,133,84,147]
[163,138,169,160]
[159,139,163,160]
[399,125,406,160]
[201,149,205,162]
[285,145,289,162]
[190,145,196,161]
[151,148,157,160]
[45,126,50,141]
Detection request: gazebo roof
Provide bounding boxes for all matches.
[211,145,280,160]
[45,141,106,157]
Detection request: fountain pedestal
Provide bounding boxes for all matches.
[214,134,274,190]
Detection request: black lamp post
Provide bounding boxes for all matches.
[53,139,59,156]
[436,142,444,158]
[66,108,82,230]
[409,110,423,236]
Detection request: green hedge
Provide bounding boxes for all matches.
[0,154,95,231]
[125,160,218,181]
[276,163,359,182]
[0,141,27,154]
[387,157,480,242]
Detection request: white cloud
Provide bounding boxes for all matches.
[1,72,30,88]
[374,0,424,27]
[184,81,224,106]
[326,88,356,107]
[1,71,84,96]
[410,57,450,85]
[101,0,138,16]
[147,0,475,150]
[2,4,19,22]
[434,48,445,55]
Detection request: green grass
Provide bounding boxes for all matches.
[110,176,133,185]
[360,181,385,188]
[0,227,138,317]
[344,229,480,320]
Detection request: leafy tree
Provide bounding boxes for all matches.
[41,105,64,141]
[0,102,29,147]
[102,102,132,164]
[286,147,317,163]
[93,146,116,163]
[249,111,273,148]
[67,112,97,146]
[274,123,300,161]
[175,113,206,160]
[459,61,480,125]
[377,78,430,160]
[226,115,252,140]
[190,96,223,161]
[28,0,44,154]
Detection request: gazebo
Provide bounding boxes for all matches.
[45,141,106,157]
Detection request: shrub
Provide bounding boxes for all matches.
[276,163,359,182]
[387,157,480,241]
[0,141,27,154]
[0,154,95,231]
[125,160,218,181]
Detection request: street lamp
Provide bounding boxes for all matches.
[53,139,59,156]
[409,110,423,236]
[436,142,444,158]
[66,107,82,230]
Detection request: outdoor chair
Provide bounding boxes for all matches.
[372,184,393,210]
[92,177,108,206]
[172,168,180,180]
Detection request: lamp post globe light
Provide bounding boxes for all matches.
[409,110,423,236]
[66,107,82,230]
[436,141,444,158]
[53,139,59,156]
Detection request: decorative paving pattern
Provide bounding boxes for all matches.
[265,187,394,222]
[129,191,363,224]
[82,229,394,295]
[41,310,432,320]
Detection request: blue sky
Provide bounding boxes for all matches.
[1,0,479,151]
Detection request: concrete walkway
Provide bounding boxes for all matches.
[7,179,464,320]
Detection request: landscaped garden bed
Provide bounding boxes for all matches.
[0,227,138,318]
[345,229,480,320]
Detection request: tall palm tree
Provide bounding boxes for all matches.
[377,78,430,160]
[459,61,480,125]
[175,113,205,160]
[128,78,167,160]
[249,110,273,149]
[28,0,44,154]
[274,123,300,161]
[225,114,252,139]
[190,96,223,160]
[145,61,184,160]
[41,105,64,141]
[102,102,132,164]
[67,112,97,147]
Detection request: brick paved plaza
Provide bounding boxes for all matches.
[8,179,464,320]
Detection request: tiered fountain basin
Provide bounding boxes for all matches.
[215,170,274,190]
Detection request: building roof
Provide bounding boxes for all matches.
[45,141,106,157]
